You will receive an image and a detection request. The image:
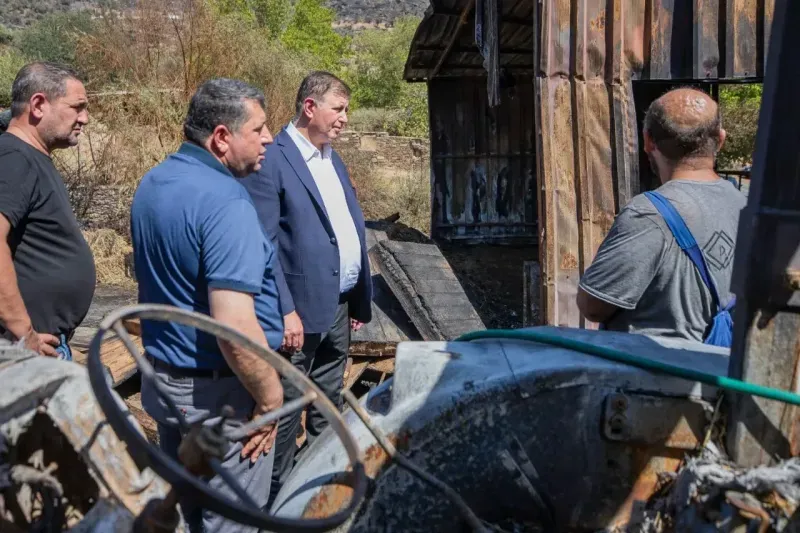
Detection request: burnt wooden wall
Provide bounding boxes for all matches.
[535,0,774,327]
[429,77,537,243]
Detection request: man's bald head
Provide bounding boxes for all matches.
[644,88,723,163]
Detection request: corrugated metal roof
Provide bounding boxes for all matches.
[405,0,772,82]
[404,0,535,81]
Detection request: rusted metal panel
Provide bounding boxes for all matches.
[727,0,759,78]
[602,392,708,449]
[277,329,727,530]
[429,77,537,242]
[694,0,721,79]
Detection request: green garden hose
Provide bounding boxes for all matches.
[456,329,800,406]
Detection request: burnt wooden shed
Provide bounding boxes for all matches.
[404,0,773,327]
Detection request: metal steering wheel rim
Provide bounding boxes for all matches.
[87,303,368,532]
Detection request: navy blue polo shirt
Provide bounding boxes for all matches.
[131,142,283,369]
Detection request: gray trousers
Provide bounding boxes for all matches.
[142,366,275,533]
[268,303,350,508]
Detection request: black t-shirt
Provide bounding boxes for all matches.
[0,133,96,337]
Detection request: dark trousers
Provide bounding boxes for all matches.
[267,302,350,508]
[142,368,274,533]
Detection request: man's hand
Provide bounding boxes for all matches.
[209,289,285,464]
[240,378,283,463]
[350,319,364,332]
[20,327,60,357]
[281,311,304,353]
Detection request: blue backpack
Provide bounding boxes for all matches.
[644,191,735,348]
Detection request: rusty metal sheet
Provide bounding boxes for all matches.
[726,0,800,467]
[276,329,728,530]
[602,392,709,449]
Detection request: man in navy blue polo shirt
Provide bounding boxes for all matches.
[130,78,283,533]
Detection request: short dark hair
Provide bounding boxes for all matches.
[11,62,81,118]
[184,78,266,145]
[294,71,351,117]
[643,91,722,161]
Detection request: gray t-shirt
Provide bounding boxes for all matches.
[579,178,747,342]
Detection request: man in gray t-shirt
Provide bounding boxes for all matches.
[578,88,747,342]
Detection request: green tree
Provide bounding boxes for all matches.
[210,0,292,38]
[0,48,27,107]
[349,17,419,108]
[347,17,428,137]
[718,84,762,168]
[16,11,95,65]
[280,0,350,72]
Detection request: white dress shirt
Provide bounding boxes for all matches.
[286,123,362,294]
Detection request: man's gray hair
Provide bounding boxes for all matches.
[184,78,266,145]
[294,71,351,118]
[11,62,82,118]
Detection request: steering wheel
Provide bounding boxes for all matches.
[87,304,368,532]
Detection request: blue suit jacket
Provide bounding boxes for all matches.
[241,128,372,334]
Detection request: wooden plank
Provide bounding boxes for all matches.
[523,261,541,326]
[71,335,141,388]
[122,318,141,337]
[372,240,485,340]
[349,341,397,358]
[366,357,395,375]
[344,359,370,391]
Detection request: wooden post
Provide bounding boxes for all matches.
[726,0,800,467]
[523,261,541,326]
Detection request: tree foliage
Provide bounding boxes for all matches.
[210,0,291,38]
[280,0,349,73]
[718,84,762,169]
[0,47,27,107]
[15,11,95,65]
[347,17,428,137]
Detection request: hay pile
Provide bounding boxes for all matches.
[82,229,135,286]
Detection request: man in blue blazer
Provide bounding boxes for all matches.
[241,71,372,503]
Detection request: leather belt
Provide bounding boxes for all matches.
[148,356,235,379]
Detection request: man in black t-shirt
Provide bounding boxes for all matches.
[0,62,95,359]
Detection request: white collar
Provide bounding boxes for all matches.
[286,122,331,162]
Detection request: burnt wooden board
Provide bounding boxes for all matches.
[371,240,485,340]
[352,228,421,348]
[72,335,141,388]
[344,358,370,391]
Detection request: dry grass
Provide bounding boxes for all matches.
[340,147,430,234]
[55,0,431,281]
[83,229,135,286]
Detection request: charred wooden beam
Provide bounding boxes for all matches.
[415,45,533,56]
[727,0,800,467]
[429,0,476,80]
[432,8,532,27]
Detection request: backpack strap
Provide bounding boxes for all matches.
[643,191,721,308]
